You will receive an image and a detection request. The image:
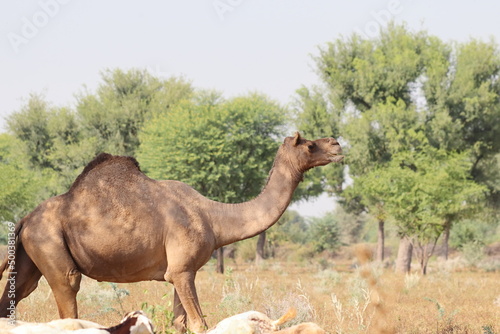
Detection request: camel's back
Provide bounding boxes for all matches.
[68,153,147,194]
[62,152,164,225]
[67,153,210,208]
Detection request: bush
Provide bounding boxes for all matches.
[308,212,342,253]
[234,238,257,262]
[450,219,495,250]
[461,241,485,266]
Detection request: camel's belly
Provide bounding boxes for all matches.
[75,249,167,282]
[67,229,168,282]
[85,266,167,283]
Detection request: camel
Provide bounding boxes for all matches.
[0,132,343,333]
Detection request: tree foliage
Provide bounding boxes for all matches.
[267,210,308,246]
[138,91,287,203]
[359,148,485,234]
[0,134,43,222]
[296,23,500,267]
[292,86,344,199]
[6,69,193,195]
[308,212,342,253]
[300,23,500,194]
[77,69,193,156]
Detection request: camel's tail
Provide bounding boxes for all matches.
[0,222,22,280]
[273,308,297,327]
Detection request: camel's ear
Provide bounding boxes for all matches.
[292,132,301,146]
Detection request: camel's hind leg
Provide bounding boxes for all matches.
[0,243,42,317]
[21,236,82,319]
[30,257,82,319]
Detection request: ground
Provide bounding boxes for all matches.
[1,246,499,333]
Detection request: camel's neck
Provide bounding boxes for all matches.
[210,148,303,248]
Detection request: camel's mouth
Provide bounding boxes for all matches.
[329,154,344,163]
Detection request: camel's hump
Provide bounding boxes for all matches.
[69,153,142,192]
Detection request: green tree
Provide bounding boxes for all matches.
[138,91,288,271]
[342,98,425,265]
[449,219,492,250]
[43,107,99,193]
[138,91,287,201]
[358,145,485,274]
[296,24,428,263]
[77,68,193,156]
[308,212,342,254]
[333,204,367,245]
[297,23,500,269]
[0,134,42,225]
[269,210,308,244]
[7,94,55,170]
[7,70,193,196]
[293,86,344,198]
[5,95,79,195]
[420,38,500,253]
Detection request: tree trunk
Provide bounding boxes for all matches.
[216,247,224,274]
[376,220,385,262]
[395,236,413,274]
[441,220,451,260]
[421,244,428,275]
[416,243,426,275]
[418,238,439,275]
[255,231,266,265]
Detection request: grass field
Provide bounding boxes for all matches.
[2,246,500,334]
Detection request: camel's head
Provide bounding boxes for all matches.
[283,132,343,172]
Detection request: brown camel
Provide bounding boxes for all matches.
[0,132,343,333]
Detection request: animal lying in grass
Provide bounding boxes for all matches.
[0,309,325,334]
[0,311,153,334]
[206,308,326,334]
[0,132,343,333]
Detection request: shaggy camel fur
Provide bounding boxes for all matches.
[0,132,343,333]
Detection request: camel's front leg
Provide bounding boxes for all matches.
[167,271,207,333]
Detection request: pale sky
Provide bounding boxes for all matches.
[1,0,499,217]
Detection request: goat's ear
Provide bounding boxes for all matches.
[293,132,301,146]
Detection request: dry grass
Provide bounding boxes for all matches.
[2,250,499,334]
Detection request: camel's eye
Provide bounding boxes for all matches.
[307,143,316,151]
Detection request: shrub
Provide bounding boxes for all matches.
[308,212,342,253]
